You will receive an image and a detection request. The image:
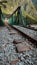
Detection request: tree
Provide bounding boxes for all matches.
[0,0,7,26]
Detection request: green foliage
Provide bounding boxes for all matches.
[0,0,37,25]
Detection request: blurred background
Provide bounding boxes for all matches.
[0,0,37,26]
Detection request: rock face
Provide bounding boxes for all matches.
[21,0,37,19]
[1,0,37,19]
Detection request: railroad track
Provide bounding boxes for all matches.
[25,26,37,31]
[0,25,37,65]
[7,24,37,46]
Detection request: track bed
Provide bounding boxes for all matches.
[0,26,37,65]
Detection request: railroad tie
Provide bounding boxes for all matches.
[13,39,24,44]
